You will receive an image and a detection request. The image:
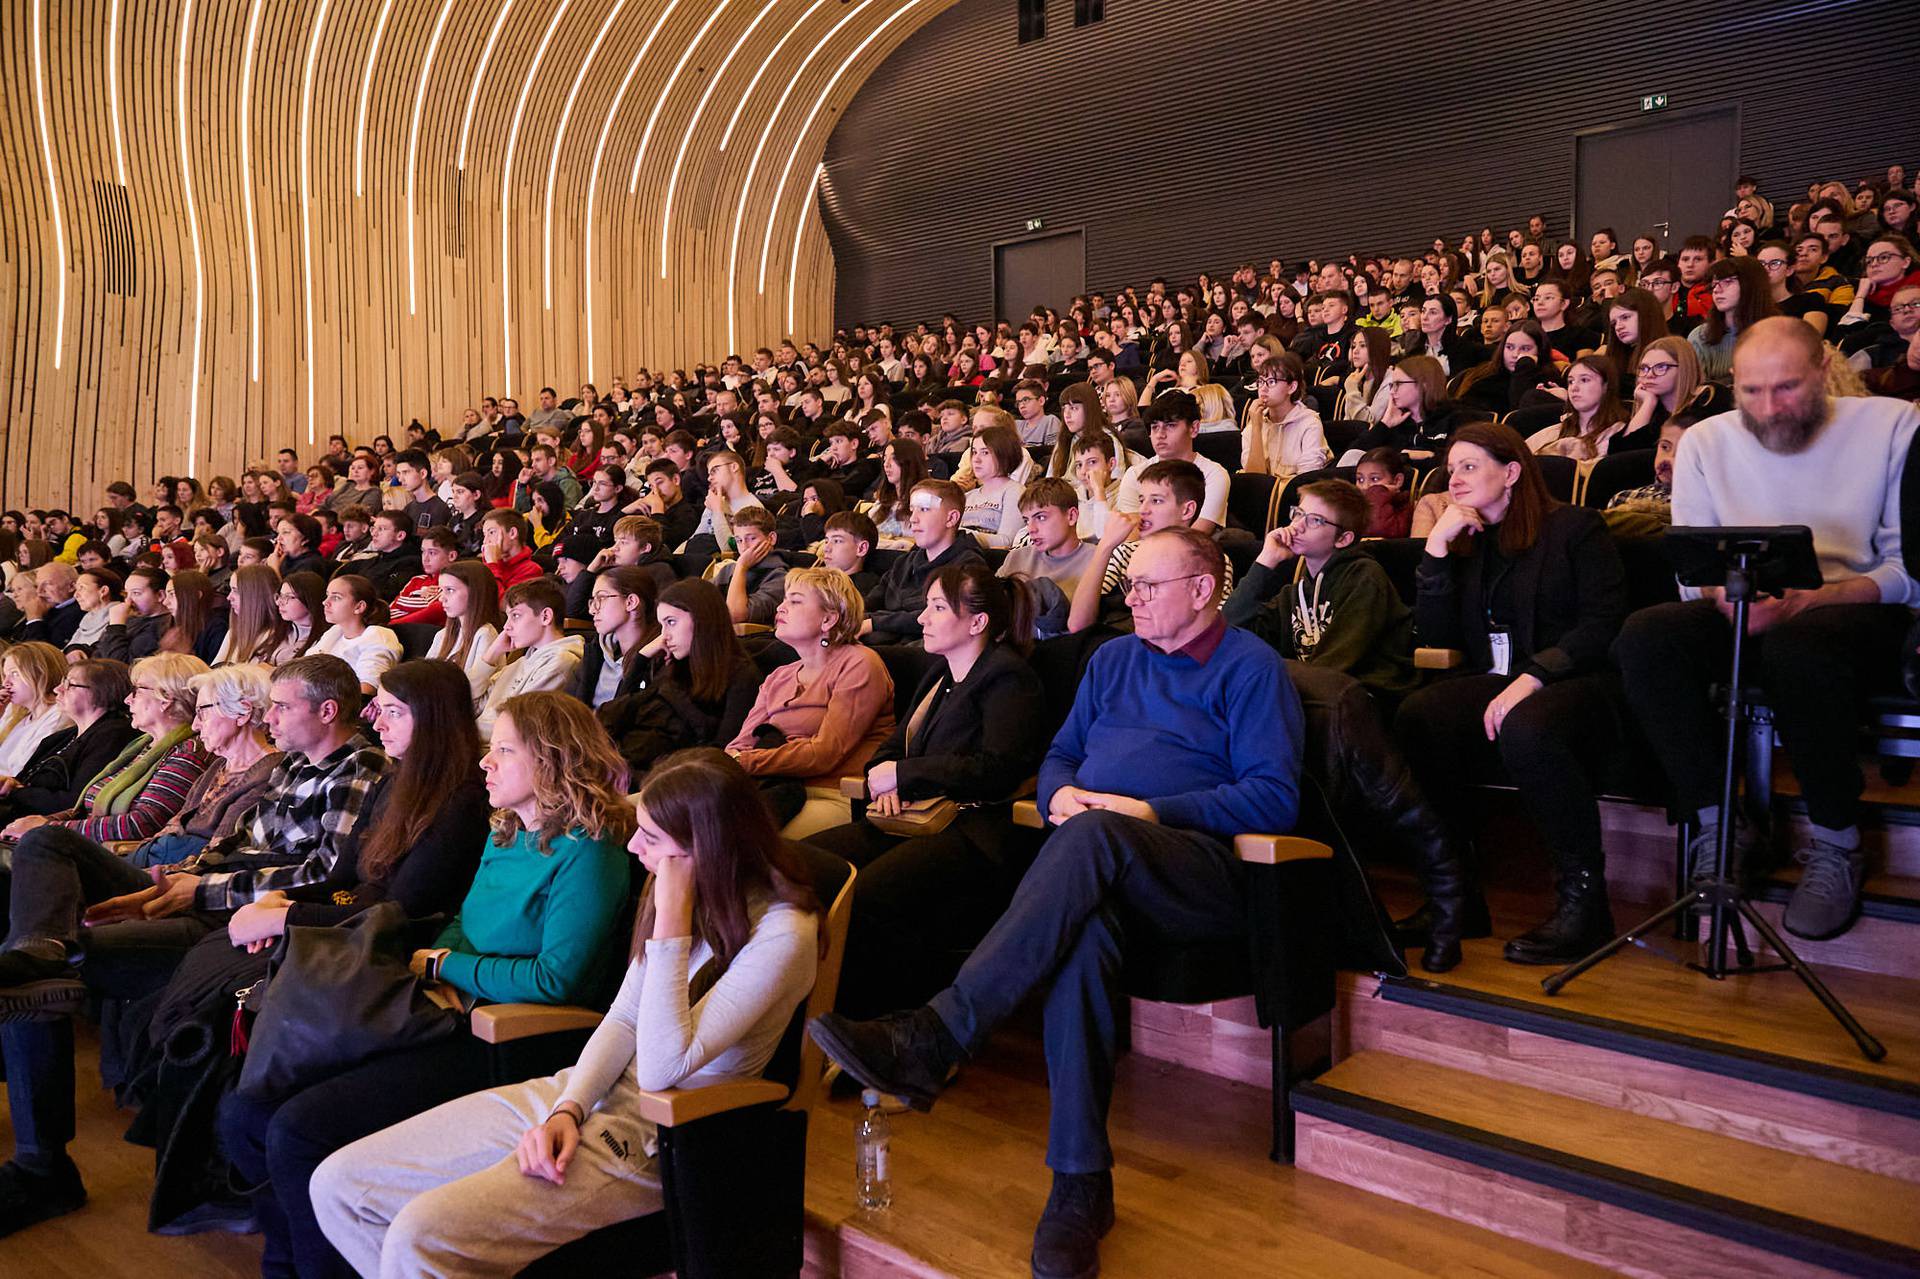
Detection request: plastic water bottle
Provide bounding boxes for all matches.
[856,1088,892,1210]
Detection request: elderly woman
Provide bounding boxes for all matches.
[0,664,280,987]
[727,566,895,838]
[0,658,142,822]
[0,654,213,843]
[0,642,74,783]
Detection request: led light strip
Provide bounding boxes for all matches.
[107,0,128,185]
[30,0,66,371]
[543,0,627,309]
[625,0,735,195]
[724,0,879,352]
[299,0,335,443]
[581,0,680,381]
[405,0,457,315]
[458,0,516,171]
[757,0,920,294]
[718,0,826,152]
[658,0,785,278]
[353,0,397,196]
[500,0,575,398]
[176,0,204,460]
[785,163,823,333]
[240,0,265,380]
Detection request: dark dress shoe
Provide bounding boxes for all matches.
[1031,1171,1114,1279]
[808,1007,964,1113]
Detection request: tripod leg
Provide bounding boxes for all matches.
[1725,908,1756,969]
[1543,892,1700,996]
[1673,820,1694,942]
[1732,900,1887,1062]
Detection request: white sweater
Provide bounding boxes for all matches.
[309,624,404,687]
[477,634,584,737]
[556,899,818,1155]
[1672,397,1920,604]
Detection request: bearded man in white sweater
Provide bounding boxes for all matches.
[1615,316,1920,941]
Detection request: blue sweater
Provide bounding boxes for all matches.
[1038,626,1303,839]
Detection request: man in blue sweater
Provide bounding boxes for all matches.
[812,527,1304,1279]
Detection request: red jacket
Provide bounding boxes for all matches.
[488,549,543,598]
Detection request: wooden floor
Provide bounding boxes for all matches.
[10,1026,1600,1279]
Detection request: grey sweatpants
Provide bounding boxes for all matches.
[310,1069,663,1278]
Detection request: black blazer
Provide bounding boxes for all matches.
[869,643,1046,802]
[1414,503,1626,684]
[4,710,144,816]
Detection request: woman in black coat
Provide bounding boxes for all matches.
[0,658,141,819]
[808,561,1046,1015]
[1392,422,1629,968]
[596,578,762,777]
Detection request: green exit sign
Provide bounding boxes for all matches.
[1640,93,1670,111]
[1025,218,1044,232]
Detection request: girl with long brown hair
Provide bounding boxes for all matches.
[212,564,289,665]
[427,559,505,705]
[1393,421,1629,971]
[599,577,763,777]
[1601,287,1670,377]
[311,747,822,1276]
[158,570,227,662]
[1528,355,1632,460]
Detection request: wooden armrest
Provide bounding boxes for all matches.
[734,623,773,636]
[563,618,595,634]
[840,775,868,800]
[1233,834,1333,864]
[634,1079,791,1126]
[103,840,144,857]
[469,1003,605,1045]
[1415,647,1465,670]
[1012,799,1328,864]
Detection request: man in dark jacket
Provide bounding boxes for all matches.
[861,480,983,645]
[338,512,423,602]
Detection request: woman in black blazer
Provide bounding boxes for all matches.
[1393,422,1628,968]
[0,658,142,819]
[808,561,1046,1015]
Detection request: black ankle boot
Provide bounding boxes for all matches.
[1503,867,1615,965]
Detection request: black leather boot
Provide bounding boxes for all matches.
[1398,833,1492,973]
[1503,866,1615,965]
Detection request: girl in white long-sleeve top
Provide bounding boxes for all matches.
[310,749,822,1279]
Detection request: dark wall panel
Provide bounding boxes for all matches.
[822,0,1920,326]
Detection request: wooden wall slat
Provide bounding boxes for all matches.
[0,0,942,508]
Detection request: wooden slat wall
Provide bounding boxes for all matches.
[0,0,959,510]
[822,0,1920,326]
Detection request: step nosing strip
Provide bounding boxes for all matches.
[1377,975,1920,1117]
[1294,1083,1920,1279]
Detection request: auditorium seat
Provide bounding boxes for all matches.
[1582,449,1656,509]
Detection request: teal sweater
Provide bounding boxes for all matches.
[433,825,630,1004]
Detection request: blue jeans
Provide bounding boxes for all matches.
[129,832,210,868]
[928,810,1244,1173]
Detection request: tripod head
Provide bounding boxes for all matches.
[1663,526,1823,604]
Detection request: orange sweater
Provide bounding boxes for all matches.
[727,644,895,786]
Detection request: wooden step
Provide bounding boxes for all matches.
[800,1032,1606,1278]
[1296,1051,1920,1279]
[1341,970,1920,1184]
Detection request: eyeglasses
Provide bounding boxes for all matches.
[1892,301,1920,315]
[60,680,89,692]
[588,592,624,606]
[1120,573,1206,602]
[1865,252,1905,266]
[1638,361,1680,376]
[132,683,161,696]
[1286,507,1343,531]
[1382,378,1417,392]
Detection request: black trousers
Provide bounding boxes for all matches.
[218,1035,494,1279]
[807,809,1029,1018]
[1615,601,1909,830]
[1394,671,1623,873]
[928,811,1244,1173]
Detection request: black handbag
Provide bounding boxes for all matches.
[235,902,458,1101]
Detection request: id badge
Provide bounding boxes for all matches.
[1489,627,1512,677]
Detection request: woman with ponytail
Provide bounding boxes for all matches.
[808,561,1048,1015]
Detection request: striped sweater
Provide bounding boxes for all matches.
[66,737,215,843]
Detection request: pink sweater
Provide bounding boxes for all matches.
[727,644,895,786]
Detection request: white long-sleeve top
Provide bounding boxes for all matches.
[1672,397,1920,604]
[555,898,817,1153]
[309,624,404,687]
[477,634,583,738]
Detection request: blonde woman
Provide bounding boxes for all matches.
[1139,349,1210,406]
[1618,336,1713,450]
[0,642,73,781]
[727,567,895,838]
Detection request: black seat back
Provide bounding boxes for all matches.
[1583,449,1655,509]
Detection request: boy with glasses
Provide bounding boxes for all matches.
[1011,379,1062,448]
[1223,480,1414,698]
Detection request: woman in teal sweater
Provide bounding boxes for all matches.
[224,691,635,1278]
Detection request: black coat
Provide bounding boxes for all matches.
[869,643,1046,802]
[597,653,763,775]
[1414,503,1626,684]
[2,710,144,817]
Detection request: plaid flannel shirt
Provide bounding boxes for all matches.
[185,738,389,911]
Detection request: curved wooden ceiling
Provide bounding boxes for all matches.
[0,0,958,506]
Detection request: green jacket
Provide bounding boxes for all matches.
[1224,546,1417,699]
